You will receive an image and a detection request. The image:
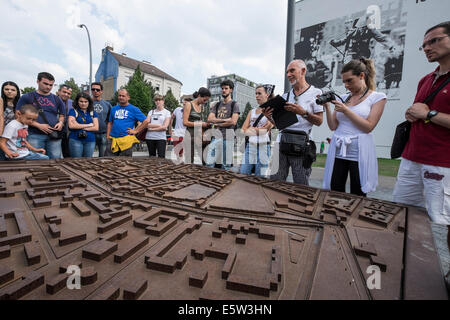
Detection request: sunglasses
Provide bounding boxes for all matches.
[91,88,102,92]
[419,35,449,51]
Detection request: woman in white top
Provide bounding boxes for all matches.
[322,58,387,196]
[145,94,171,158]
[240,85,274,177]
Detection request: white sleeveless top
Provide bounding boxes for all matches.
[248,108,270,145]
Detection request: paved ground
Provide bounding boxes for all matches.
[96,148,450,284]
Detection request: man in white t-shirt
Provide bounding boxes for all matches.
[264,59,324,185]
[169,98,188,160]
[145,95,171,158]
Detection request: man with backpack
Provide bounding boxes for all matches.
[206,80,240,170]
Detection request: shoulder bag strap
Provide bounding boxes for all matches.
[214,102,220,118]
[32,93,50,125]
[252,113,265,128]
[423,74,450,104]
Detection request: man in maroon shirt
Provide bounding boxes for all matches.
[393,21,450,285]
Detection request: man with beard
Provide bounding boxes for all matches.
[206,79,240,170]
[393,21,450,288]
[264,60,323,185]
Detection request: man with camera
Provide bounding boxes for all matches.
[264,59,323,185]
[393,22,450,281]
[16,72,65,159]
[105,89,149,157]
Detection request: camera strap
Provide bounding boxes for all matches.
[344,87,369,103]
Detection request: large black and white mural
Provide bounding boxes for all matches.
[295,0,407,99]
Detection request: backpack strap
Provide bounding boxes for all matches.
[214,102,221,118]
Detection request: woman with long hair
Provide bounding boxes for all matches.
[68,92,99,158]
[240,84,274,177]
[0,81,21,160]
[183,87,211,165]
[322,58,387,196]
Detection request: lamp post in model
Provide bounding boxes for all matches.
[78,24,93,95]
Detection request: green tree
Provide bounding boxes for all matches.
[63,78,81,100]
[237,102,253,128]
[21,87,36,94]
[111,66,155,115]
[164,89,180,113]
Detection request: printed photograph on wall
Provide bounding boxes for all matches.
[294,0,407,99]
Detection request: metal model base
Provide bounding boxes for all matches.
[0,157,447,300]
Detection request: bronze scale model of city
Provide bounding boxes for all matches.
[0,157,447,300]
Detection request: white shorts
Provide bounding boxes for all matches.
[393,158,450,225]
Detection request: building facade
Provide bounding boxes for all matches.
[207,74,258,111]
[95,46,183,101]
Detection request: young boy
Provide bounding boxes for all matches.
[0,104,49,160]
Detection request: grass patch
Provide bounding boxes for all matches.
[313,154,401,177]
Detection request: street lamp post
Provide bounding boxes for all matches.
[78,24,92,95]
[285,0,295,92]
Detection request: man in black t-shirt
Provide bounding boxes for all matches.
[206,80,240,170]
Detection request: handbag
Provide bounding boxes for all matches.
[136,128,148,142]
[33,91,65,140]
[32,93,64,140]
[280,129,308,156]
[136,110,151,142]
[303,140,317,169]
[391,75,450,159]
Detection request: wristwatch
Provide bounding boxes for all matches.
[302,111,309,119]
[425,110,438,123]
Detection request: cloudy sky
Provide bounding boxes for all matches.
[0,0,289,97]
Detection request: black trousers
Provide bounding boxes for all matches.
[146,140,166,158]
[330,158,366,197]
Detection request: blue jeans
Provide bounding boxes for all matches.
[206,138,233,170]
[95,133,107,157]
[27,134,62,159]
[69,139,96,158]
[7,151,49,161]
[240,143,271,177]
[0,149,5,161]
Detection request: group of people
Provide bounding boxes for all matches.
[0,22,449,274]
[0,75,113,160]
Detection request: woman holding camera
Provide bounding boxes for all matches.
[322,58,386,196]
[68,92,99,158]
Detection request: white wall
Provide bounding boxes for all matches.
[295,0,450,158]
[117,66,182,100]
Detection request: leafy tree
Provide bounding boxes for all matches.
[63,78,81,100]
[110,66,155,115]
[164,89,180,113]
[21,87,36,94]
[237,102,253,128]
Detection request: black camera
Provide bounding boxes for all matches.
[78,130,88,139]
[316,91,336,105]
